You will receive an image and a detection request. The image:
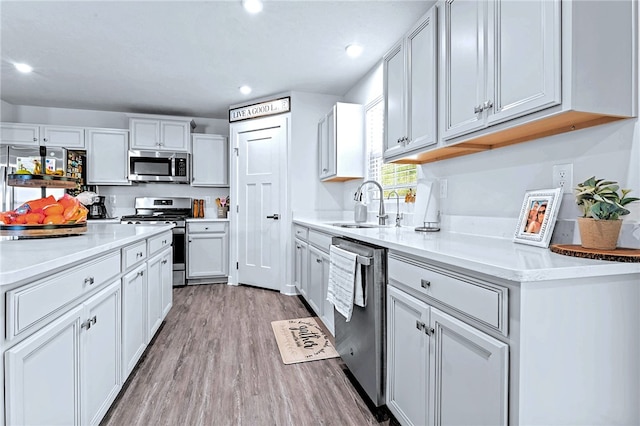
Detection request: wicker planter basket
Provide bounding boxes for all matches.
[577,217,622,250]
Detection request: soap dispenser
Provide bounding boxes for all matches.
[354,193,367,223]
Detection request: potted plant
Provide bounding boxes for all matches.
[574,176,639,250]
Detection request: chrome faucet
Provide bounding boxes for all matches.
[355,180,388,225]
[387,190,402,227]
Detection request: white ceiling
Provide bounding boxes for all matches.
[1,0,433,120]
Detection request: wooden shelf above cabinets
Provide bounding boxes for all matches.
[389,110,627,165]
[8,173,78,189]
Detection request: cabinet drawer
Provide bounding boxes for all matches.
[188,221,227,233]
[308,229,332,252]
[7,251,121,339]
[123,241,147,270]
[293,224,308,240]
[388,254,508,334]
[149,231,172,255]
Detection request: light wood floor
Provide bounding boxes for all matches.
[101,284,397,426]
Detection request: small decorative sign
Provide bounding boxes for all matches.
[229,96,291,122]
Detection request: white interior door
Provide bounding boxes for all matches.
[237,121,285,290]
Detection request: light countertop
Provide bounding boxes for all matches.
[0,223,173,287]
[293,219,640,283]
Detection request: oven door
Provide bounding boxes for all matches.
[172,227,186,286]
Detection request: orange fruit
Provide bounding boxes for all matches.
[63,205,78,220]
[14,215,27,224]
[43,203,64,216]
[58,194,77,210]
[44,214,65,225]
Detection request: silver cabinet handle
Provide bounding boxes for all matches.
[81,316,97,330]
[416,320,425,331]
[266,214,279,220]
[204,227,209,230]
[90,315,97,326]
[137,270,144,277]
[474,105,484,114]
[420,279,430,289]
[322,168,328,172]
[483,100,493,110]
[136,252,143,258]
[43,137,48,142]
[84,276,95,285]
[316,258,322,263]
[162,259,168,265]
[33,137,38,141]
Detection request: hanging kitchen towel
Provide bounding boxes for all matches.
[326,245,360,322]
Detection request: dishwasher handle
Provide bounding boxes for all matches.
[331,244,372,266]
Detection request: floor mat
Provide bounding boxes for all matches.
[271,317,339,365]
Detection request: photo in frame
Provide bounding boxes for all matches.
[513,188,563,248]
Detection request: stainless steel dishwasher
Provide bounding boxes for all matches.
[331,236,387,407]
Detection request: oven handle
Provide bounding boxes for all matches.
[172,227,185,235]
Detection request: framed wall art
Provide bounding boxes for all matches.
[514,188,563,248]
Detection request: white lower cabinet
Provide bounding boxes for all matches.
[147,250,166,340]
[121,263,147,379]
[292,225,335,335]
[160,249,174,318]
[5,280,121,426]
[187,221,229,281]
[387,285,508,426]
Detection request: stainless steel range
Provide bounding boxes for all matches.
[121,197,192,286]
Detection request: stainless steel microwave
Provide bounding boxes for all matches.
[128,150,190,183]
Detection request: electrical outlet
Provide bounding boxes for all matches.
[439,179,448,199]
[205,196,211,204]
[108,195,116,204]
[553,163,573,194]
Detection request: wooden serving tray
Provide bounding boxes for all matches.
[8,174,77,189]
[0,223,87,238]
[550,244,640,263]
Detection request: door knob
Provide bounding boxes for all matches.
[266,214,279,220]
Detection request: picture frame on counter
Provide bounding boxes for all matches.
[514,188,562,248]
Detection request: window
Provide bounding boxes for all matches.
[365,97,416,199]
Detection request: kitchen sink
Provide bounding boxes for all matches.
[329,222,393,229]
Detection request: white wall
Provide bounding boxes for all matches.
[1,100,16,121]
[289,91,343,212]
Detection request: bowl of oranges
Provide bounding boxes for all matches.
[1,194,88,237]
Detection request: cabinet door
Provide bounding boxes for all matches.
[42,125,85,148]
[320,251,334,335]
[383,40,407,159]
[160,120,190,151]
[440,0,486,140]
[429,308,508,426]
[307,246,324,316]
[81,280,121,426]
[386,286,429,426]
[86,128,130,185]
[187,232,229,278]
[160,249,173,318]
[5,305,83,426]
[486,0,561,126]
[406,7,438,152]
[191,134,228,186]
[147,253,164,340]
[325,108,337,177]
[130,118,160,150]
[0,123,39,146]
[293,239,308,298]
[121,264,147,379]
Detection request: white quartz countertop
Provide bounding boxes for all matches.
[294,219,640,282]
[0,223,173,287]
[186,218,229,222]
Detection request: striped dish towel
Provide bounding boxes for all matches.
[326,245,362,322]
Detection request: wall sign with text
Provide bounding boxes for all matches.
[229,97,291,122]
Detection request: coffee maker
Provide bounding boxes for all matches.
[88,196,108,219]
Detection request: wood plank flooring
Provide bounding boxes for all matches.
[101,284,397,426]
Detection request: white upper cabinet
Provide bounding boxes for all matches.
[384,6,438,161]
[86,128,130,185]
[129,115,193,152]
[440,0,560,140]
[1,123,85,148]
[318,102,364,182]
[191,134,228,187]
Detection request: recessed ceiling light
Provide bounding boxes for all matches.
[240,85,252,95]
[242,0,263,14]
[345,44,363,58]
[14,63,33,73]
